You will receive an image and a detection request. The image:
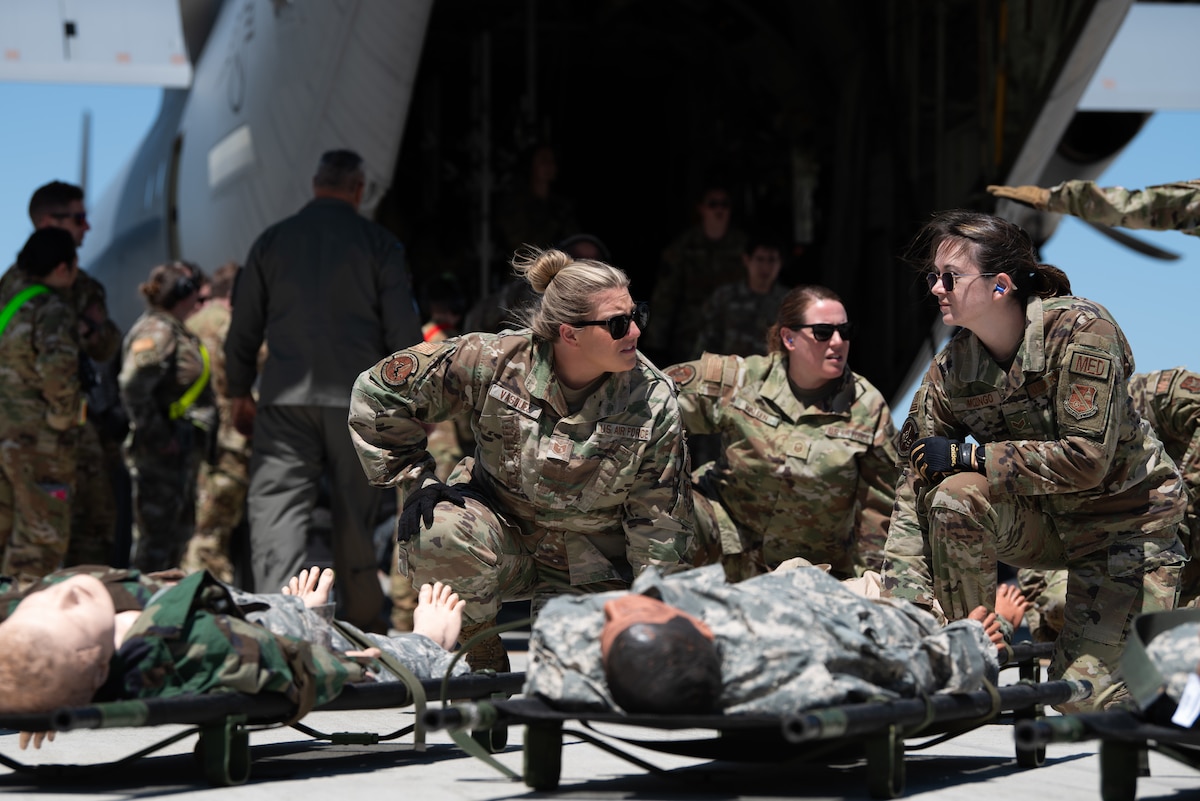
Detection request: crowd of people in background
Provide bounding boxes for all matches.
[3,150,1200,716]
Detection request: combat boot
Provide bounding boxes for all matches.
[458,620,510,673]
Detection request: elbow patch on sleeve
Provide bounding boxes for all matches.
[1058,340,1115,437]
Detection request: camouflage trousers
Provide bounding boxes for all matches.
[0,425,76,585]
[181,449,249,583]
[65,420,117,567]
[401,493,630,626]
[925,472,1185,713]
[126,437,203,572]
[1018,518,1200,644]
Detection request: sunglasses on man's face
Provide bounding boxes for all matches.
[50,212,88,225]
[793,322,853,342]
[575,301,650,339]
[925,271,1001,292]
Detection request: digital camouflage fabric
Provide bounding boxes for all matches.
[1046,179,1200,237]
[884,295,1187,712]
[526,564,997,716]
[669,352,898,579]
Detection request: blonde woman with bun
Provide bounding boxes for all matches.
[349,247,702,673]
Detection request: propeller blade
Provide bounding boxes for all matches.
[1085,221,1181,261]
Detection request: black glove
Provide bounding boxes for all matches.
[398,482,466,542]
[909,436,985,485]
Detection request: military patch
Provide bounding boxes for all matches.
[1064,383,1099,419]
[381,354,417,386]
[731,397,779,427]
[1068,351,1111,380]
[130,337,156,354]
[897,417,919,457]
[546,435,573,462]
[597,422,651,441]
[410,340,441,355]
[826,426,873,445]
[1180,376,1200,395]
[666,364,697,387]
[488,383,541,418]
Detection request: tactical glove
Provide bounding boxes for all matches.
[986,184,1051,211]
[909,436,985,485]
[398,482,466,542]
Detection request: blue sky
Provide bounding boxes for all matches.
[1,85,1197,405]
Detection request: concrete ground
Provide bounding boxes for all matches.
[1,634,1197,801]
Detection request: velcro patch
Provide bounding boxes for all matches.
[732,397,779,427]
[897,417,919,457]
[597,422,650,441]
[488,383,541,419]
[381,354,417,386]
[826,426,873,445]
[1064,383,1099,419]
[1069,352,1111,380]
[1180,375,1200,395]
[667,364,697,387]
[130,337,156,354]
[410,340,440,355]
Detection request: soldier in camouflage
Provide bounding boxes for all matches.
[25,182,123,569]
[693,234,791,358]
[349,247,699,673]
[0,565,468,720]
[645,184,747,366]
[1019,367,1200,641]
[668,285,898,581]
[988,179,1200,236]
[119,263,216,573]
[182,262,250,582]
[527,563,998,716]
[884,210,1187,713]
[0,230,84,586]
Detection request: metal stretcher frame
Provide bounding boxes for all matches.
[428,642,1080,799]
[0,671,525,786]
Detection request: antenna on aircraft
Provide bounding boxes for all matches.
[79,109,91,195]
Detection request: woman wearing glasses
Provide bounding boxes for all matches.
[666,284,899,581]
[884,209,1187,712]
[349,247,701,673]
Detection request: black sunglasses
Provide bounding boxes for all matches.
[575,301,649,339]
[50,212,88,225]
[925,271,1001,292]
[792,322,853,342]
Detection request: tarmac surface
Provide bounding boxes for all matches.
[2,633,1198,801]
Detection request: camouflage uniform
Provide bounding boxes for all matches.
[348,330,698,627]
[1020,367,1200,640]
[646,227,747,365]
[1046,179,1200,236]
[668,353,898,580]
[526,564,997,715]
[884,295,1188,712]
[119,310,217,572]
[0,269,82,585]
[182,302,250,582]
[65,270,122,568]
[694,281,791,358]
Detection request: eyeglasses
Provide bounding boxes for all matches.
[925,271,1001,292]
[50,212,88,225]
[574,302,649,339]
[792,322,853,342]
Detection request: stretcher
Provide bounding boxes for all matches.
[427,642,1082,799]
[0,671,525,787]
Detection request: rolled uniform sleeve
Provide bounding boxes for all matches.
[1047,179,1200,237]
[667,356,725,435]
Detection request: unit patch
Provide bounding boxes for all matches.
[666,364,697,387]
[381,354,417,386]
[897,417,919,457]
[1181,376,1200,395]
[1069,352,1111,380]
[1064,383,1099,420]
